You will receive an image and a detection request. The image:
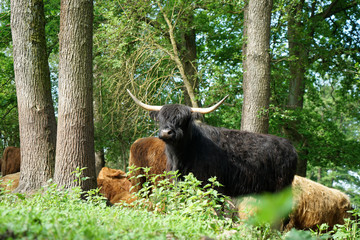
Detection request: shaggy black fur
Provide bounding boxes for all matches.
[152,104,298,197]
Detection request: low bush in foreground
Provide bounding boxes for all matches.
[0,171,359,239]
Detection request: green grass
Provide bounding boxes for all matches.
[0,171,359,240]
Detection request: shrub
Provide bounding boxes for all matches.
[0,168,359,239]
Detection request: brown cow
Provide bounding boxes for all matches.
[0,172,20,191]
[1,146,21,176]
[238,175,352,231]
[97,167,136,204]
[128,137,167,192]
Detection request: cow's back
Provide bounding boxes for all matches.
[1,147,21,176]
[176,125,297,197]
[218,130,297,193]
[129,137,167,192]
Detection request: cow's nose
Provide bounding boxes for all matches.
[159,129,174,140]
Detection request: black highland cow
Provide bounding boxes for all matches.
[128,90,298,197]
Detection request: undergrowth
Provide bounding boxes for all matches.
[0,168,359,239]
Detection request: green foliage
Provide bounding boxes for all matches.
[308,166,360,207]
[0,2,18,150]
[284,228,318,240]
[1,2,359,236]
[0,173,245,239]
[1,170,360,239]
[91,0,360,171]
[331,209,360,240]
[269,107,360,168]
[243,189,293,228]
[130,168,237,225]
[92,0,247,165]
[71,167,90,186]
[0,0,11,50]
[304,209,360,240]
[44,1,60,56]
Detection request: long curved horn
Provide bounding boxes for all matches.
[191,95,228,114]
[127,89,163,111]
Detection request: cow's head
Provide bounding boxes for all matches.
[127,90,227,144]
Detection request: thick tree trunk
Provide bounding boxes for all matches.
[241,0,273,134]
[54,0,97,190]
[11,0,57,192]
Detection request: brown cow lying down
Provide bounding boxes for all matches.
[0,172,20,191]
[128,137,167,192]
[238,175,352,231]
[97,167,136,204]
[1,146,21,176]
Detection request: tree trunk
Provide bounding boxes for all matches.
[11,0,57,192]
[54,0,97,190]
[286,1,308,177]
[179,13,200,107]
[93,68,105,177]
[241,0,273,134]
[287,1,306,109]
[95,150,105,177]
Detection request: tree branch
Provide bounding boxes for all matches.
[1,105,16,122]
[156,0,199,107]
[312,0,358,19]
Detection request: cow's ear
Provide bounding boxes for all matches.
[149,111,159,121]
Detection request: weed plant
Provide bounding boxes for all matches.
[0,168,359,239]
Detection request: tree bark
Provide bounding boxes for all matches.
[287,1,306,109]
[54,0,97,190]
[11,0,57,192]
[93,67,105,177]
[241,0,273,134]
[285,0,308,177]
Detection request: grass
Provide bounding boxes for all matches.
[0,170,359,239]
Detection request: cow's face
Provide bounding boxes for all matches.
[152,104,193,144]
[127,89,227,144]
